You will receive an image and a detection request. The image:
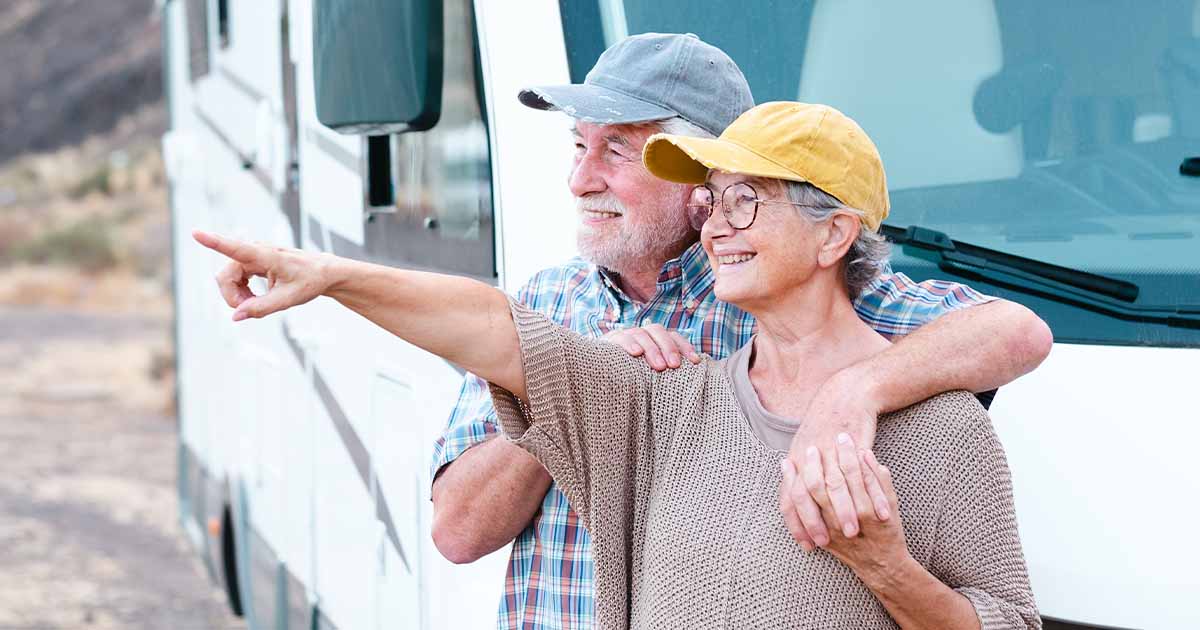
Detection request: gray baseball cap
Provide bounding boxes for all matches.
[519,33,753,137]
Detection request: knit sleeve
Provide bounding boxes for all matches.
[487,298,665,529]
[929,408,1042,630]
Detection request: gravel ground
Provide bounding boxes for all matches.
[0,306,244,630]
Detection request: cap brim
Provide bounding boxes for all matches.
[643,133,802,185]
[518,84,678,125]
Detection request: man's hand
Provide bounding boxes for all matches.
[603,324,701,371]
[778,368,890,551]
[193,229,334,321]
[781,436,910,579]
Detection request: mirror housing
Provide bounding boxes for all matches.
[313,0,443,134]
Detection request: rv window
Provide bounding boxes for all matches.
[361,0,494,279]
[561,0,1200,348]
[313,0,443,134]
[185,0,210,81]
[217,0,230,49]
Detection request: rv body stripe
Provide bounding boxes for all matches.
[305,215,493,302]
[193,106,274,193]
[281,322,413,574]
[218,64,268,104]
[305,126,361,174]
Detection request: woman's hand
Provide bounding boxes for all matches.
[780,433,912,580]
[603,324,701,371]
[193,230,336,321]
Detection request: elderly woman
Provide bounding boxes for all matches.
[194,102,1039,629]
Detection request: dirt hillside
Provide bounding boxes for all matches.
[0,0,164,165]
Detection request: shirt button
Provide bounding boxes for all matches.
[685,299,697,310]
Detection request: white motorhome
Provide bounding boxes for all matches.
[160,1,1200,628]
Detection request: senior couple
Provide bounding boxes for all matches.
[197,34,1048,629]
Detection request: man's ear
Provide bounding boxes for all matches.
[816,212,861,269]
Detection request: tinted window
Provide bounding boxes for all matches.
[562,0,1200,347]
[363,0,493,279]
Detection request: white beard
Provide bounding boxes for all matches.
[575,192,695,276]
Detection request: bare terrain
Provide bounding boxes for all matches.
[0,152,246,627]
[0,306,244,629]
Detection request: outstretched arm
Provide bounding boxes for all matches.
[193,230,527,398]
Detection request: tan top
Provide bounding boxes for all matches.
[490,301,1040,630]
[722,338,803,452]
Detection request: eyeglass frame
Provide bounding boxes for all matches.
[685,181,835,230]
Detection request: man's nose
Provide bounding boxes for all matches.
[568,152,606,198]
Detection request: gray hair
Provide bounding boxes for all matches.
[783,181,890,297]
[637,116,716,139]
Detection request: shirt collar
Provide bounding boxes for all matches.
[594,240,715,313]
[677,241,715,313]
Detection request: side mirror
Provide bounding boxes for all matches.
[313,0,443,134]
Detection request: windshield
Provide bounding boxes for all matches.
[561,0,1200,347]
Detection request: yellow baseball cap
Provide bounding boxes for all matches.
[643,101,890,230]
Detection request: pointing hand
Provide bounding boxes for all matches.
[192,230,334,321]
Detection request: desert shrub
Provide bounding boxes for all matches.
[68,165,112,199]
[10,215,120,270]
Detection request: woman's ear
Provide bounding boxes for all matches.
[816,212,861,269]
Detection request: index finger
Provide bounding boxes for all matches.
[835,433,874,526]
[604,330,646,357]
[820,446,859,539]
[778,460,816,552]
[863,450,899,505]
[193,230,259,264]
[669,331,702,364]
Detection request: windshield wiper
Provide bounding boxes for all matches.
[880,224,1200,330]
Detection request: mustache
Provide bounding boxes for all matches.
[576,194,627,215]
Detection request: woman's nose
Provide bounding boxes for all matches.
[703,204,736,238]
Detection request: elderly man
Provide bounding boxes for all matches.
[429,33,1052,629]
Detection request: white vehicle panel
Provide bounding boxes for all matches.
[993,343,1200,629]
[478,0,578,292]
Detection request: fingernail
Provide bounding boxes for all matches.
[878,505,890,520]
[837,433,850,444]
[843,523,856,537]
[806,446,818,458]
[815,535,829,547]
[800,541,813,552]
[232,311,246,321]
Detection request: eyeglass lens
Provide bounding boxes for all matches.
[686,183,758,230]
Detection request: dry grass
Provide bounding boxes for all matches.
[0,133,171,313]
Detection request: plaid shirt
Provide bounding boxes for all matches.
[430,241,991,630]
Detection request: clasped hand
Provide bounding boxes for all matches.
[605,326,898,559]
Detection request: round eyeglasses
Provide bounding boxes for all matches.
[685,182,829,231]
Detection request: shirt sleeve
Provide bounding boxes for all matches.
[427,274,545,484]
[853,266,995,339]
[929,404,1041,630]
[428,373,501,482]
[486,298,665,530]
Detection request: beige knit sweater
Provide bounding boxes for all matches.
[490,301,1040,630]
